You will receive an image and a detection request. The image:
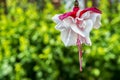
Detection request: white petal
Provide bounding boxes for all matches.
[81,11,91,19]
[61,29,77,46]
[83,19,93,36]
[94,14,101,29]
[70,23,85,37]
[55,23,66,31]
[89,13,101,29]
[53,15,78,46]
[52,14,61,24]
[82,19,93,45]
[85,36,92,46]
[62,17,85,37]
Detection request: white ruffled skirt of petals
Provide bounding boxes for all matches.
[52,11,101,46]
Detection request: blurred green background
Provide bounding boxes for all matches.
[0,0,120,80]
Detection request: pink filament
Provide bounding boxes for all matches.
[76,35,82,72]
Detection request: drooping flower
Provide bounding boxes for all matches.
[52,5,102,71]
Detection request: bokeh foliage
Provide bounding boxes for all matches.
[0,0,120,80]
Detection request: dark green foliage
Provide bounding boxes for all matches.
[0,0,120,80]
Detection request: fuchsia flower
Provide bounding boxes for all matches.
[52,6,102,71]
